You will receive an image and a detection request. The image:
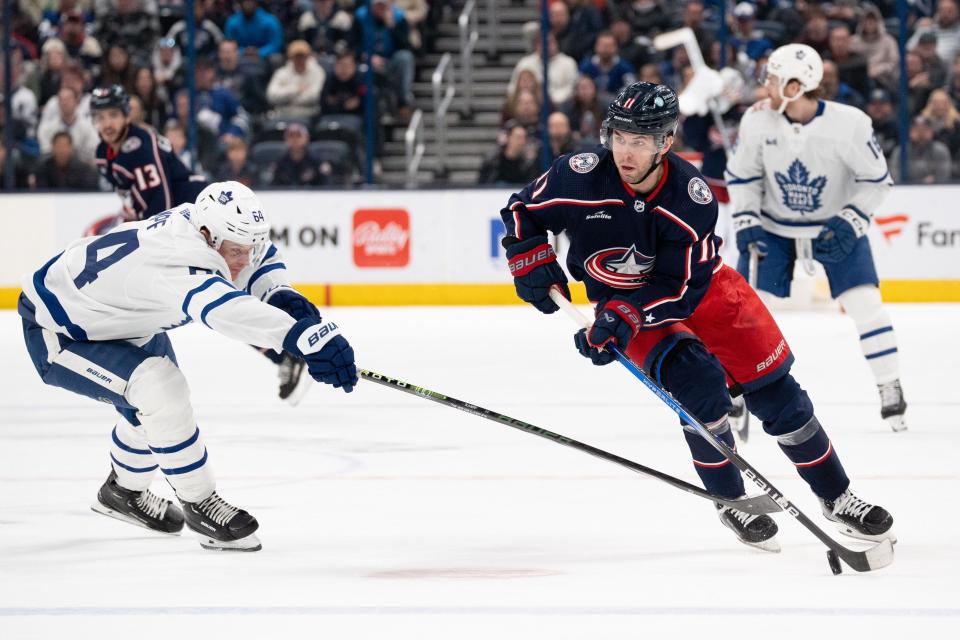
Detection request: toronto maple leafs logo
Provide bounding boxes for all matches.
[584,244,655,289]
[774,160,827,214]
[217,190,234,205]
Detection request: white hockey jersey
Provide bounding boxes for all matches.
[21,204,298,351]
[725,100,893,238]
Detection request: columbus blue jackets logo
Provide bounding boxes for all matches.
[569,152,599,174]
[218,190,234,205]
[775,159,827,213]
[687,177,713,204]
[120,137,142,153]
[584,244,654,289]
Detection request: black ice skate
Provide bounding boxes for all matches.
[728,394,750,443]
[716,501,780,552]
[181,491,261,551]
[278,352,311,406]
[820,489,895,542]
[91,469,184,534]
[878,380,907,432]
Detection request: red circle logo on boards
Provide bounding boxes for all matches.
[352,209,411,267]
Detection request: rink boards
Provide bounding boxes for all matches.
[0,185,958,307]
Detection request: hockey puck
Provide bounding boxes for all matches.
[826,549,842,575]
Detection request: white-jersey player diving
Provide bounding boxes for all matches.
[725,43,907,432]
[18,181,358,551]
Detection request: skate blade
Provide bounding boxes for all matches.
[195,532,262,552]
[90,503,182,536]
[835,523,897,544]
[739,536,781,553]
[885,415,907,432]
[283,371,312,407]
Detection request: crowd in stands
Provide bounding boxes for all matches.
[481,0,960,186]
[1,0,440,191]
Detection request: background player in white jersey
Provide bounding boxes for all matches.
[18,182,358,551]
[725,44,907,432]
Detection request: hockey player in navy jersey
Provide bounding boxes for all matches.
[92,84,312,407]
[726,44,907,432]
[92,85,207,221]
[500,82,894,551]
[18,181,358,551]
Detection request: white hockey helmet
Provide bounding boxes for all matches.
[764,43,823,112]
[192,181,270,249]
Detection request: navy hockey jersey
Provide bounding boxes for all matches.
[95,123,207,220]
[501,148,723,329]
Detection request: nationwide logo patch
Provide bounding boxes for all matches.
[569,152,599,174]
[584,244,655,289]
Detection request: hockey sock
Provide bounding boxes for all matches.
[109,417,158,491]
[683,421,745,499]
[838,285,900,384]
[776,416,849,500]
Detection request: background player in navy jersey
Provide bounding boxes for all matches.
[91,84,311,406]
[500,82,894,551]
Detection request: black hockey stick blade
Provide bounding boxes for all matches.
[358,368,782,515]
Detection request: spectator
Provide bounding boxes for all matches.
[266,40,326,120]
[505,90,542,139]
[169,91,218,171]
[215,136,260,187]
[37,86,99,161]
[271,122,329,186]
[0,143,33,190]
[166,0,225,60]
[0,49,40,141]
[394,0,430,52]
[128,94,145,125]
[225,0,285,61]
[34,131,100,190]
[501,69,544,125]
[610,17,652,71]
[478,123,539,185]
[851,3,899,93]
[163,121,202,176]
[97,0,159,61]
[97,45,135,94]
[193,58,250,141]
[152,37,184,95]
[298,0,354,58]
[914,31,948,89]
[353,0,417,117]
[35,38,70,108]
[509,32,579,106]
[131,67,169,131]
[906,50,935,116]
[551,0,602,64]
[890,116,952,184]
[800,9,831,58]
[948,54,960,106]
[823,0,860,30]
[58,10,102,73]
[563,75,603,142]
[38,63,89,137]
[547,111,576,158]
[821,59,864,110]
[865,88,898,157]
[610,0,673,39]
[682,0,715,55]
[730,2,774,62]
[217,39,269,115]
[578,31,636,103]
[909,0,960,67]
[827,24,870,100]
[921,88,960,174]
[638,63,663,85]
[321,49,366,116]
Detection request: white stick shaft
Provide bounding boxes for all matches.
[549,288,591,330]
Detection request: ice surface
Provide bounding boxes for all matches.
[1,304,957,639]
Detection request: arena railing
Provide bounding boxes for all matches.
[432,52,456,180]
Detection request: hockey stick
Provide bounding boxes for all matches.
[358,368,781,514]
[549,289,895,573]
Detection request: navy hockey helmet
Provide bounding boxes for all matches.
[601,82,679,149]
[90,84,130,115]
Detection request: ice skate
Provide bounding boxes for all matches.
[716,501,780,552]
[182,491,261,551]
[278,352,311,406]
[878,380,907,432]
[728,394,750,443]
[91,469,184,534]
[820,489,895,542]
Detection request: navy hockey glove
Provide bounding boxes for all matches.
[732,210,768,256]
[268,289,322,322]
[813,208,869,264]
[503,235,570,314]
[282,318,358,393]
[574,298,643,366]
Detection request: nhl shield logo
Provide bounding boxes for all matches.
[687,177,713,205]
[569,152,599,174]
[634,200,645,213]
[218,190,234,205]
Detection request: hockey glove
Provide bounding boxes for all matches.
[282,318,358,393]
[268,289,321,322]
[733,210,768,256]
[813,208,869,264]
[503,235,570,314]
[574,298,643,366]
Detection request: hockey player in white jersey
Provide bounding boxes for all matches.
[18,181,358,551]
[725,43,907,432]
